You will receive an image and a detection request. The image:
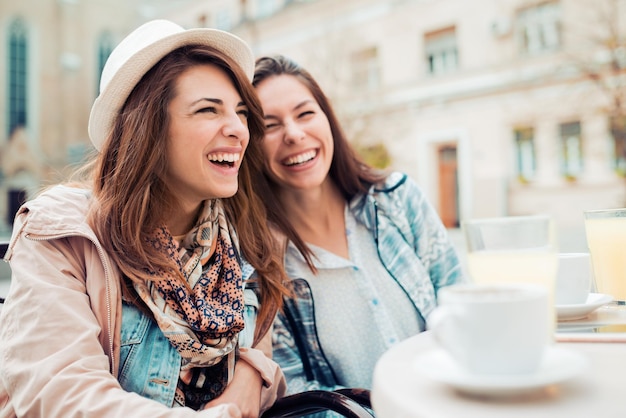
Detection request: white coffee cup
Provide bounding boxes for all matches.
[428,283,550,375]
[555,253,592,305]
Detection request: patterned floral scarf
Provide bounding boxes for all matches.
[134,199,245,409]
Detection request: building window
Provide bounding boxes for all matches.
[97,31,114,94]
[67,143,91,166]
[424,27,458,76]
[514,127,536,181]
[215,8,231,30]
[197,14,208,28]
[611,116,626,176]
[257,0,276,18]
[8,18,28,138]
[559,121,582,179]
[517,2,561,55]
[351,47,380,90]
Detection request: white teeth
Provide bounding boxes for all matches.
[285,150,316,166]
[208,153,240,163]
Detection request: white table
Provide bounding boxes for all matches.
[372,330,626,418]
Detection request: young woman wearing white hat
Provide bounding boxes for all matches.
[0,20,289,418]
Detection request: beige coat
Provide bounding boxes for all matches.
[0,185,284,418]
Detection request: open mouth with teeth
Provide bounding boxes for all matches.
[283,150,317,166]
[208,153,240,168]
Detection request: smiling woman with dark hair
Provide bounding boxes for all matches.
[0,20,290,418]
[252,55,466,396]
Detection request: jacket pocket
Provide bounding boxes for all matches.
[118,301,180,407]
[118,301,151,376]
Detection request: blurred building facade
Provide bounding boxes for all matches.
[1,0,625,251]
[0,0,146,235]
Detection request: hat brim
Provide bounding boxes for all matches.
[88,28,254,151]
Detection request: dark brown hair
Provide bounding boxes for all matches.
[252,55,387,271]
[87,45,288,344]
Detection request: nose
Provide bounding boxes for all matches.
[222,112,248,140]
[283,121,305,144]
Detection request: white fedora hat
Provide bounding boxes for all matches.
[88,19,254,151]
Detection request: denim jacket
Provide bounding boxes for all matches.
[272,172,466,394]
[118,262,260,407]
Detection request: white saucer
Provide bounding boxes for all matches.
[414,346,588,397]
[556,293,613,321]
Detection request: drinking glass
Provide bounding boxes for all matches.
[584,208,626,303]
[462,215,559,327]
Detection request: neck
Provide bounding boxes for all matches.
[282,180,342,223]
[279,180,349,257]
[167,202,203,236]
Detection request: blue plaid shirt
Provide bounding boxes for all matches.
[272,172,466,395]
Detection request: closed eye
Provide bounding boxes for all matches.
[264,118,281,130]
[197,106,217,114]
[298,110,315,118]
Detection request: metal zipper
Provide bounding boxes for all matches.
[26,232,116,374]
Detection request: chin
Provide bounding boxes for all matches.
[212,187,239,199]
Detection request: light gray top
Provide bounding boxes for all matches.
[286,206,423,387]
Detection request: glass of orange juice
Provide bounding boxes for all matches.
[462,215,559,330]
[584,208,626,304]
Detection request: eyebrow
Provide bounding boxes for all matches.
[191,98,247,107]
[264,99,314,119]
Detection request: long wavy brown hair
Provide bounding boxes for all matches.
[83,45,289,345]
[252,55,387,271]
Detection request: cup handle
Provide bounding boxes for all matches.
[427,305,465,355]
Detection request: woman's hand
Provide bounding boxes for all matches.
[203,359,263,418]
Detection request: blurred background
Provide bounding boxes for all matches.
[0,0,625,281]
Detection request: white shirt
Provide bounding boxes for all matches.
[285,206,424,387]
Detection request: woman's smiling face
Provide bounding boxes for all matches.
[255,74,334,193]
[166,63,250,211]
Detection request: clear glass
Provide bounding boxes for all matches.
[584,208,626,303]
[462,215,559,329]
